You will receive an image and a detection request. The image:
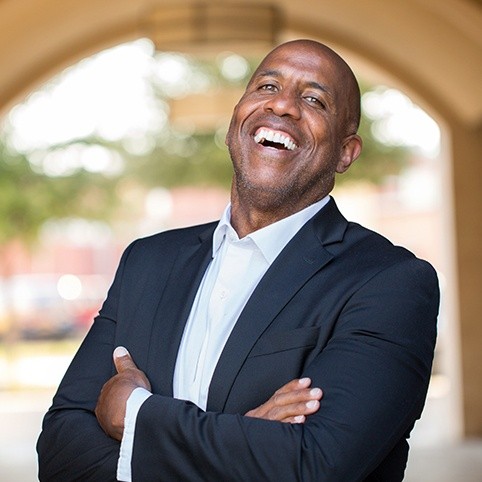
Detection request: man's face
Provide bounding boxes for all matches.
[226,41,358,211]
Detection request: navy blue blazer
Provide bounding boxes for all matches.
[37,198,439,481]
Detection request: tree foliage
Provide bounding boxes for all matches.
[0,136,119,248]
[115,57,409,190]
[0,50,411,253]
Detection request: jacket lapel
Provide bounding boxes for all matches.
[147,225,215,395]
[206,199,348,411]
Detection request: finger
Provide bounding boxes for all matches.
[287,403,320,424]
[292,415,306,424]
[113,346,138,373]
[272,398,321,421]
[275,378,312,395]
[273,386,323,407]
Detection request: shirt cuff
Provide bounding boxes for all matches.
[116,387,152,482]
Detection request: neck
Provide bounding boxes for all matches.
[230,205,284,238]
[229,187,324,238]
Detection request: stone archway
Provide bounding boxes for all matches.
[1,0,481,437]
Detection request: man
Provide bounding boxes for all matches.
[37,39,439,481]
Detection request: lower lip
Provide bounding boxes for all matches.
[254,142,296,156]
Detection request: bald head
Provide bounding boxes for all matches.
[252,39,361,135]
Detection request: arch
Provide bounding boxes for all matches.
[1,0,481,124]
[1,0,481,436]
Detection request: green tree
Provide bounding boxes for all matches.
[87,88,409,192]
[118,57,409,189]
[342,82,407,184]
[0,52,410,258]
[0,139,119,251]
[0,135,120,341]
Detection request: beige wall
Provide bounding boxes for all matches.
[450,122,482,436]
[0,0,481,436]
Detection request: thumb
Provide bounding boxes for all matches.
[113,346,138,373]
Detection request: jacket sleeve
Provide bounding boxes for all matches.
[36,243,136,481]
[130,257,439,481]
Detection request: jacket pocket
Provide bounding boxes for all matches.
[248,326,320,358]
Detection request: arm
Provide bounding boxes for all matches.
[128,258,438,481]
[36,243,136,482]
[37,243,322,481]
[96,348,322,441]
[36,317,120,481]
[97,349,322,482]
[39,249,438,481]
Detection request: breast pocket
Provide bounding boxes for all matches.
[224,326,322,413]
[248,326,320,358]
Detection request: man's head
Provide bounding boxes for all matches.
[225,39,362,218]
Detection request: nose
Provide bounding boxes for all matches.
[263,89,301,119]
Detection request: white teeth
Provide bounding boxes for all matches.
[254,130,266,144]
[254,128,297,150]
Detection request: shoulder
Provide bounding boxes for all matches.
[123,221,218,260]
[348,220,435,268]
[339,222,440,301]
[314,198,427,267]
[314,198,438,291]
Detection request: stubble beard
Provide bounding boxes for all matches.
[232,158,335,216]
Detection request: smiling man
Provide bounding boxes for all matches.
[226,40,362,236]
[38,40,439,481]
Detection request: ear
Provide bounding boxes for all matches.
[336,134,362,174]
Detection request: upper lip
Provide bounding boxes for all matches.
[253,126,299,151]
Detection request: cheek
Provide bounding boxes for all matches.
[225,110,238,142]
[310,123,340,155]
[225,128,232,147]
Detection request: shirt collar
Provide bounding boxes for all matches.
[212,196,330,264]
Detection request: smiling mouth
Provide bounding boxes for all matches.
[254,128,298,151]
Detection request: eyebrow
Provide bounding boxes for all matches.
[255,69,332,96]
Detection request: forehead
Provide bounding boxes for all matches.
[253,44,341,88]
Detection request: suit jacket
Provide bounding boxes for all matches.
[37,198,439,481]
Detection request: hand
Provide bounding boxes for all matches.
[95,346,151,441]
[245,378,322,423]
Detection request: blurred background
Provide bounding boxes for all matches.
[0,1,481,480]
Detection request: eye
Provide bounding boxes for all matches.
[304,95,325,108]
[259,84,278,92]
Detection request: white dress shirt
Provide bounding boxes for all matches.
[117,196,329,481]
